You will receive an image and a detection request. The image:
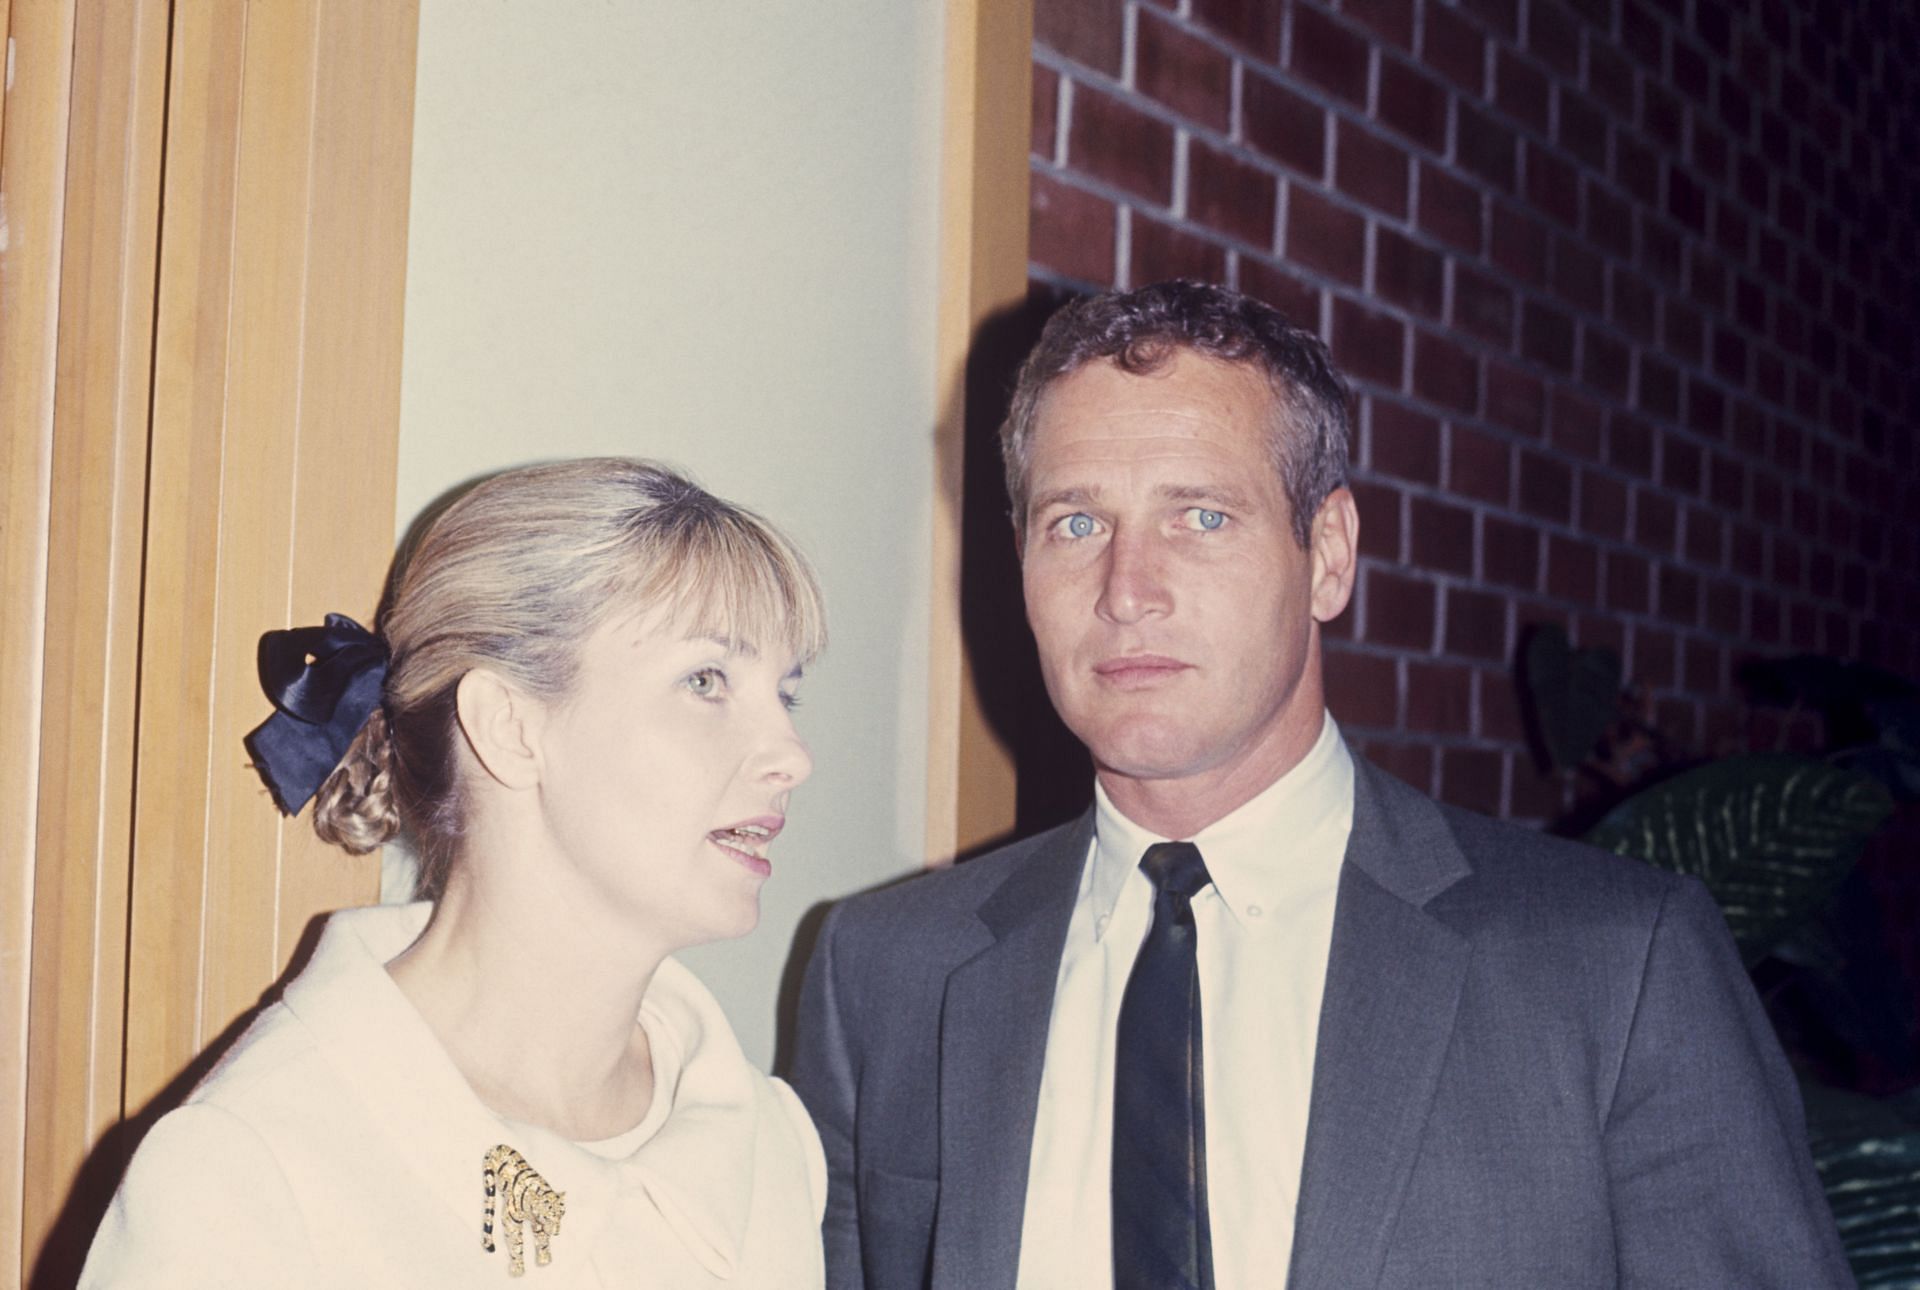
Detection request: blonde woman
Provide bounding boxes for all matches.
[83,459,828,1287]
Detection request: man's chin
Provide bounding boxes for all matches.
[1085,727,1216,785]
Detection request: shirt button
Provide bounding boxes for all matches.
[1096,914,1110,936]
[1246,904,1264,918]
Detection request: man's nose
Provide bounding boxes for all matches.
[1095,527,1171,624]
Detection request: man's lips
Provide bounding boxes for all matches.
[1092,654,1192,687]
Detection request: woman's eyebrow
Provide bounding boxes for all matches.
[684,633,760,659]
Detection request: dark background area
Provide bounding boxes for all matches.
[997,0,1920,993]
[1021,0,1919,819]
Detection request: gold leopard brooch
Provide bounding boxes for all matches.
[482,1144,566,1276]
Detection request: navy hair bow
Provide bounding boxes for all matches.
[244,613,389,815]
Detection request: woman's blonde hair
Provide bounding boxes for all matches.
[312,458,826,899]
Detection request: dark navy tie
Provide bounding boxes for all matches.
[1112,841,1215,1290]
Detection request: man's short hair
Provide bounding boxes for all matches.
[1000,280,1352,547]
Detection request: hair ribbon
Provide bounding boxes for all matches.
[245,613,389,815]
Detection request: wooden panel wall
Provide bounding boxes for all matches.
[1,3,418,1280]
[1,2,82,1277]
[20,0,170,1272]
[927,0,1035,864]
[124,0,416,1114]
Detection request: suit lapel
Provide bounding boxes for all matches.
[1288,757,1473,1290]
[931,814,1093,1290]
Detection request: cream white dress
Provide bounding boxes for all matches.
[80,903,826,1288]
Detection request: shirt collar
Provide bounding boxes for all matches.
[1088,713,1354,936]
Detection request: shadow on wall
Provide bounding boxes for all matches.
[28,914,333,1290]
[771,286,1094,1076]
[953,284,1093,852]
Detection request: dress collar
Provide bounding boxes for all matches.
[279,902,761,1277]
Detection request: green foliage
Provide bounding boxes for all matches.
[1802,1083,1920,1287]
[1816,1134,1920,1287]
[1582,755,1895,967]
[1842,697,1920,803]
[1519,624,1621,771]
[1519,631,1917,1281]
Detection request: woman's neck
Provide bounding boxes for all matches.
[387,863,668,1142]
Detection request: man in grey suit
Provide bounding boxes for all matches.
[790,281,1849,1288]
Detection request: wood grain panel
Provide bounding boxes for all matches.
[189,0,322,1062]
[125,0,412,1115]
[273,0,416,958]
[0,0,14,151]
[0,0,416,1270]
[0,2,80,1278]
[20,2,170,1274]
[122,0,250,1119]
[926,0,1033,864]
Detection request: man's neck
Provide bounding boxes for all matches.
[1097,710,1329,839]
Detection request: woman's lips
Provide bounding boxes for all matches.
[709,833,774,877]
[1092,654,1191,688]
[707,815,784,877]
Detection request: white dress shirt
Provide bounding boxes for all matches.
[1015,714,1354,1290]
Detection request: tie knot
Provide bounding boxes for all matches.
[1139,841,1211,900]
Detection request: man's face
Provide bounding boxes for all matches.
[1018,351,1355,815]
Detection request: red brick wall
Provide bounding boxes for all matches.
[1028,0,1920,822]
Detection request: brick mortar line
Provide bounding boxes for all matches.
[1026,40,1919,482]
[1044,64,1912,372]
[1031,158,1906,570]
[1036,58,1906,410]
[1039,31,1914,342]
[1350,542,1879,641]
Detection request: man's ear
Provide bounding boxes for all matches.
[454,668,544,791]
[1308,487,1360,624]
[1011,510,1027,561]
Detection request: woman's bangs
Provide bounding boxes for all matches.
[636,521,826,666]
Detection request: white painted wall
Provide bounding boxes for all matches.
[395,1,946,1066]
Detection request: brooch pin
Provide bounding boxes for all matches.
[482,1144,566,1276]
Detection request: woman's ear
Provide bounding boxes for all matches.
[454,668,544,790]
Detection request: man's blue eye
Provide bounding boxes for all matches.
[1193,508,1226,530]
[1065,513,1095,538]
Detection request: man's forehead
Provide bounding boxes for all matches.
[1029,388,1277,463]
[1035,353,1278,435]
[1026,431,1262,475]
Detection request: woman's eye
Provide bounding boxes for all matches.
[686,668,726,698]
[1055,512,1098,539]
[1184,507,1227,531]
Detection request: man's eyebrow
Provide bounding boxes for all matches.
[1155,483,1256,509]
[1026,486,1101,514]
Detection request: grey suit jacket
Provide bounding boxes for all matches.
[790,755,1852,1289]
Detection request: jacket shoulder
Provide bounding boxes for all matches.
[818,816,1087,965]
[1440,801,1687,899]
[1421,794,1716,966]
[836,817,1082,924]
